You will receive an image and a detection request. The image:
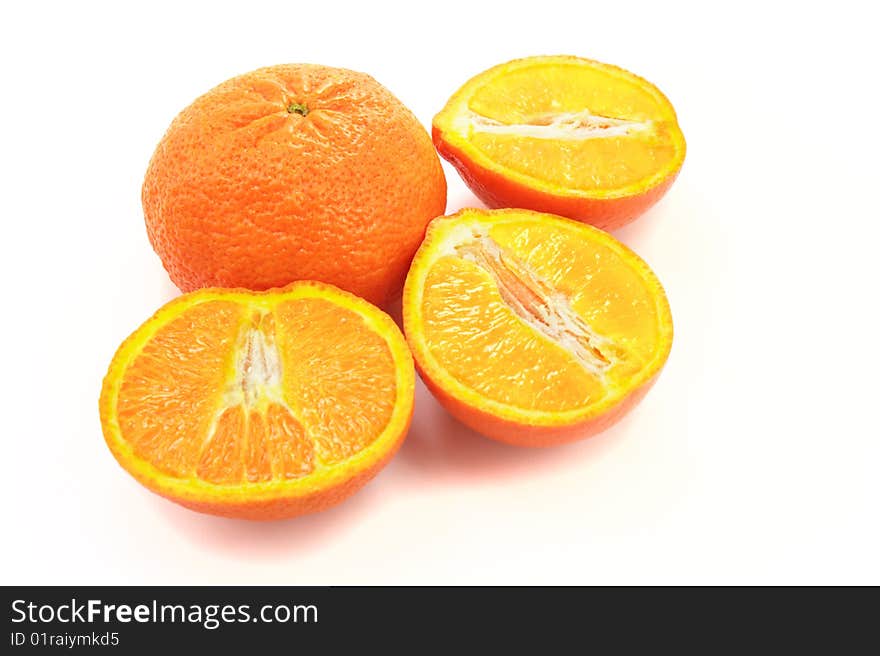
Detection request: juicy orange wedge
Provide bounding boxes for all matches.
[99,282,414,519]
[433,55,686,230]
[403,208,673,446]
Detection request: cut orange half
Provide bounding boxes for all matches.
[433,55,686,230]
[99,282,414,520]
[403,208,673,446]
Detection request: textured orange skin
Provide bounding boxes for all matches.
[416,358,658,447]
[434,130,679,232]
[99,281,415,521]
[143,64,446,306]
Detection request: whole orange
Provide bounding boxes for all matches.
[142,64,447,305]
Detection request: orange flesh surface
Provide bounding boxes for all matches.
[115,297,397,485]
[440,58,683,192]
[417,212,668,414]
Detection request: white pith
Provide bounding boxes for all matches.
[223,320,286,409]
[197,315,295,460]
[449,226,618,379]
[452,107,652,141]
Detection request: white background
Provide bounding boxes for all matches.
[2,1,878,585]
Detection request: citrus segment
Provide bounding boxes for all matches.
[196,405,248,484]
[433,55,685,229]
[468,130,678,192]
[422,256,606,412]
[467,62,671,123]
[100,282,414,520]
[116,300,245,478]
[485,220,660,367]
[274,297,397,464]
[403,208,673,446]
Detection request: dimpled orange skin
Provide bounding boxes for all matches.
[143,64,447,306]
[432,55,685,231]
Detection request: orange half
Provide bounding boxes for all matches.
[99,282,414,520]
[403,208,673,446]
[433,55,686,230]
